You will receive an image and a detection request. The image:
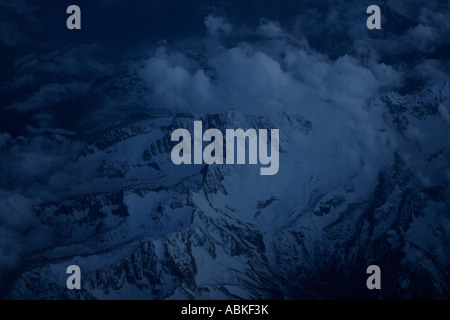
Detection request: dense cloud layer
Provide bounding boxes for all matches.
[139,16,404,116]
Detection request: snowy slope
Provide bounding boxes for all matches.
[1,82,450,299]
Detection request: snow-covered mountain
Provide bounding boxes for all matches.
[1,82,449,299]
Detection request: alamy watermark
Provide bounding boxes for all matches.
[170,121,280,175]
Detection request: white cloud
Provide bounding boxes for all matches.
[416,60,449,85]
[205,15,232,37]
[406,24,438,52]
[139,26,403,120]
[0,190,53,283]
[140,57,213,112]
[257,19,284,38]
